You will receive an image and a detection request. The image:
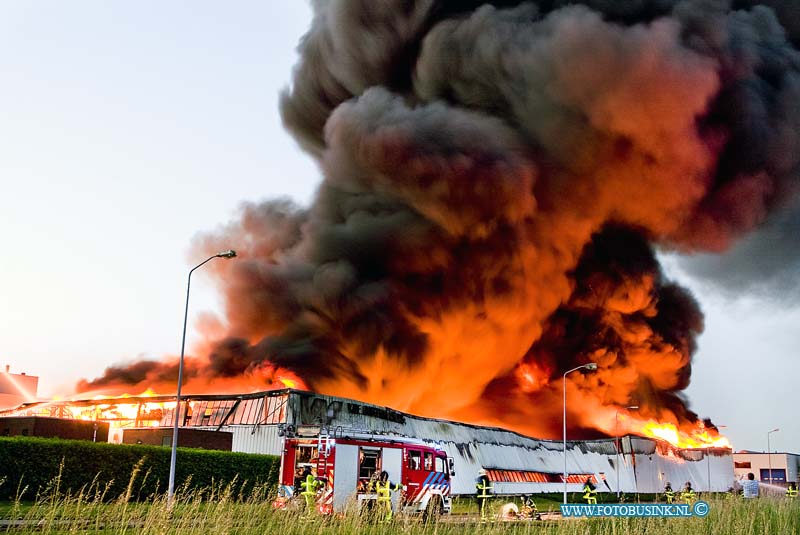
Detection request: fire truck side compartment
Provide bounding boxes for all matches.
[382,446,403,512]
[333,443,359,511]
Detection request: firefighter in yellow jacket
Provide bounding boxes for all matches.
[476,469,493,522]
[681,481,696,503]
[787,482,798,498]
[664,482,675,503]
[376,471,402,523]
[583,477,597,504]
[300,468,322,515]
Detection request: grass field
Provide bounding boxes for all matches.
[0,479,797,534]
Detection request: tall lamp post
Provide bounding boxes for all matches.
[615,405,638,498]
[168,250,237,501]
[563,362,598,504]
[767,428,780,485]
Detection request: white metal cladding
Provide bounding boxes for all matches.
[281,390,733,495]
[334,444,359,511]
[632,444,735,493]
[200,424,283,455]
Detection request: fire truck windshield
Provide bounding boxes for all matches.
[435,456,446,473]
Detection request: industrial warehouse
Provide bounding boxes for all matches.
[0,388,734,497]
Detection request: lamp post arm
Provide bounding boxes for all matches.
[564,364,589,376]
[177,255,218,391]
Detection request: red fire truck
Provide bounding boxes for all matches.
[274,426,454,519]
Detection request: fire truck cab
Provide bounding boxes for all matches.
[276,427,453,518]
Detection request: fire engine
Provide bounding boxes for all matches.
[274,425,454,519]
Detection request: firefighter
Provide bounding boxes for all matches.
[376,471,402,523]
[294,466,310,495]
[476,468,493,522]
[787,482,798,498]
[582,477,597,504]
[300,468,321,515]
[519,495,541,520]
[664,482,675,503]
[681,481,696,503]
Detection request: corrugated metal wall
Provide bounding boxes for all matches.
[282,391,733,495]
[633,441,735,493]
[198,424,283,455]
[211,390,733,495]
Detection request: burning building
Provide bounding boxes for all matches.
[67,0,800,454]
[0,389,735,494]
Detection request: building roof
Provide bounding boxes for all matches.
[735,450,800,457]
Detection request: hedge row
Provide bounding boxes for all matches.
[0,436,279,501]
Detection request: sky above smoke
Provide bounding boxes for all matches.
[3,1,798,450]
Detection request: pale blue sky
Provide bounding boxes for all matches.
[0,1,316,389]
[0,1,795,453]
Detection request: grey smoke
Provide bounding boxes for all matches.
[677,198,800,299]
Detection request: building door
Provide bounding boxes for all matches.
[760,469,786,483]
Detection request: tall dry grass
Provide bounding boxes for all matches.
[1,471,798,534]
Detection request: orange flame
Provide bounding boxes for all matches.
[588,407,730,450]
[76,363,306,400]
[636,421,731,449]
[514,362,551,393]
[278,376,298,388]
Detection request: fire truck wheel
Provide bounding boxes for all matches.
[422,495,442,524]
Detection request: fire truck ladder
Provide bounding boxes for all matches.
[317,430,332,474]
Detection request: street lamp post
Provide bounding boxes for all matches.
[167,250,237,501]
[563,362,598,504]
[615,405,638,499]
[767,428,779,485]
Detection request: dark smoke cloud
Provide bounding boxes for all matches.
[77,360,180,392]
[479,224,705,438]
[677,197,800,299]
[82,0,800,441]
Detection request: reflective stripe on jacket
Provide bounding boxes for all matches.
[301,475,320,496]
[476,477,493,498]
[376,480,400,501]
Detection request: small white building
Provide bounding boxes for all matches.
[0,365,38,410]
[733,451,800,485]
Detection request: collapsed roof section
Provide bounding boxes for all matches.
[0,388,734,494]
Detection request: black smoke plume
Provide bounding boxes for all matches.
[82,0,800,441]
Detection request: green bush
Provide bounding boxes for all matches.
[0,436,279,501]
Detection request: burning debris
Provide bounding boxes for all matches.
[81,0,800,448]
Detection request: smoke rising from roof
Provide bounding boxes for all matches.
[81,0,800,441]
